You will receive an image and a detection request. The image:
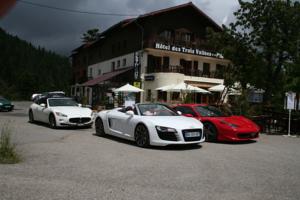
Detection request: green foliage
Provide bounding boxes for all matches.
[0,28,71,100]
[208,0,300,106]
[81,28,101,43]
[0,124,20,164]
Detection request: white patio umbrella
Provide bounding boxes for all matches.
[113,83,144,93]
[166,82,210,93]
[208,84,225,92]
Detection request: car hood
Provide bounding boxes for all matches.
[51,106,92,117]
[142,116,203,130]
[215,116,258,128]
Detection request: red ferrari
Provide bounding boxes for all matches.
[174,104,260,142]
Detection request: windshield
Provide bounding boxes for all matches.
[194,106,228,117]
[137,104,178,116]
[0,98,10,103]
[48,98,78,107]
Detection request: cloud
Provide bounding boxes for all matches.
[0,0,238,55]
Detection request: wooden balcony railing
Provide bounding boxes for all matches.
[146,65,224,79]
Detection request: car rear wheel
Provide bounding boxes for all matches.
[95,118,105,136]
[49,114,57,129]
[135,124,150,148]
[204,122,218,142]
[29,110,35,123]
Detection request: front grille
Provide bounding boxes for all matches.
[237,132,258,139]
[69,117,91,123]
[182,129,202,141]
[157,131,178,141]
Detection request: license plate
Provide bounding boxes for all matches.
[185,131,200,137]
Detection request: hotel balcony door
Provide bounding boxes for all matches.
[180,59,192,75]
[163,56,169,72]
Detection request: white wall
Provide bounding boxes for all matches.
[87,52,136,78]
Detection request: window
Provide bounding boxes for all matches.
[98,69,102,75]
[215,64,225,78]
[89,68,93,77]
[183,33,191,42]
[203,63,210,77]
[157,90,167,102]
[193,61,198,75]
[159,30,172,40]
[111,62,115,71]
[163,57,169,70]
[147,55,162,73]
[175,106,197,117]
[146,89,151,101]
[117,60,120,68]
[122,58,126,66]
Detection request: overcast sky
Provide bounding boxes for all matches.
[0,0,239,56]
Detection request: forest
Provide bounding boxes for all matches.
[0,28,71,100]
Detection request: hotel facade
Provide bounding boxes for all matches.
[71,2,230,107]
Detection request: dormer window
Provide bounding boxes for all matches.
[159,30,173,41]
[183,33,191,42]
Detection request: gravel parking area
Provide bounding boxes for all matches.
[1,102,300,200]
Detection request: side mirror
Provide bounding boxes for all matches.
[183,114,194,117]
[40,103,46,107]
[126,110,134,116]
[78,104,82,107]
[177,111,182,115]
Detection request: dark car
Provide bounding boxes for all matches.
[0,96,14,111]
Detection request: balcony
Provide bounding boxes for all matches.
[146,65,224,79]
[146,36,213,51]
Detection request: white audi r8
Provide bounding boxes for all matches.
[95,103,205,147]
[29,97,93,128]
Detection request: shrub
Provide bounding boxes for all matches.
[0,124,20,164]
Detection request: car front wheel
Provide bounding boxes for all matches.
[204,122,218,142]
[95,118,105,136]
[49,114,57,129]
[29,110,35,123]
[134,124,150,148]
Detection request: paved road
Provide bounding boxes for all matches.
[1,102,300,200]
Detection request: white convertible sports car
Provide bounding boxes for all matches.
[95,103,205,147]
[29,94,93,128]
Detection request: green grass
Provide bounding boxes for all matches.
[0,124,21,164]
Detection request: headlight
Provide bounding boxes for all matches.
[220,120,238,128]
[156,126,177,133]
[0,103,2,106]
[55,112,68,117]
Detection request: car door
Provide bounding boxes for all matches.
[37,98,51,123]
[107,109,135,139]
[31,102,41,121]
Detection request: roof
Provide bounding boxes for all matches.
[82,67,133,86]
[134,2,222,31]
[71,2,222,53]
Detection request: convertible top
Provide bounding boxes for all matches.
[32,91,66,102]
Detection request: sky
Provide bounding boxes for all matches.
[0,0,239,56]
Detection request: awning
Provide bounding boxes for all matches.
[82,67,133,86]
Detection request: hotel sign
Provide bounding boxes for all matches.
[154,43,224,59]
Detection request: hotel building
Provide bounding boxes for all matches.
[71,2,230,106]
